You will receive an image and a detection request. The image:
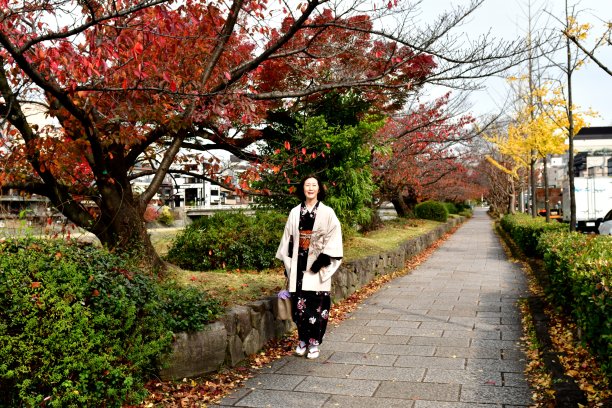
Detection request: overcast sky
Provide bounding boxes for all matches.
[420,0,612,126]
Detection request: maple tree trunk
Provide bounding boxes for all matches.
[391,192,409,217]
[93,196,164,273]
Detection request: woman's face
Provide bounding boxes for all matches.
[303,178,319,201]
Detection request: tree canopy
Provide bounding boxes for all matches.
[373,93,479,216]
[255,91,381,228]
[0,0,526,268]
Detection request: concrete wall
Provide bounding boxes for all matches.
[159,216,464,380]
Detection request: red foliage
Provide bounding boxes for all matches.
[372,93,481,203]
[143,206,159,223]
[0,0,440,255]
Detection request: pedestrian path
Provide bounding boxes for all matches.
[216,208,533,407]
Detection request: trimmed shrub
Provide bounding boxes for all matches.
[159,282,223,333]
[458,209,473,218]
[499,213,568,256]
[455,202,471,212]
[501,215,611,378]
[0,238,222,407]
[537,232,612,377]
[414,200,448,222]
[443,202,459,215]
[166,210,286,271]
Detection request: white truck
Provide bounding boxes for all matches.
[562,177,612,232]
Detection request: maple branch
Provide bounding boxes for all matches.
[17,0,171,53]
[132,168,282,198]
[0,60,64,198]
[0,34,111,184]
[180,141,260,163]
[200,0,245,86]
[125,125,171,164]
[420,166,459,188]
[246,77,419,100]
[302,3,528,86]
[214,0,323,91]
[0,66,96,227]
[139,128,186,207]
[0,60,43,149]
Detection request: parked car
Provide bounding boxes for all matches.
[598,209,612,235]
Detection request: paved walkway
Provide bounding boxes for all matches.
[216,208,533,407]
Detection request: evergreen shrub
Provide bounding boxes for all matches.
[414,200,449,222]
[537,232,612,378]
[0,238,221,407]
[455,202,471,212]
[443,202,459,214]
[499,213,568,256]
[166,210,285,271]
[458,209,473,218]
[159,282,223,332]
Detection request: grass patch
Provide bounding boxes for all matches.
[166,264,285,307]
[344,218,441,260]
[149,228,181,257]
[155,217,443,308]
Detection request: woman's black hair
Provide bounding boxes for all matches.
[297,174,327,202]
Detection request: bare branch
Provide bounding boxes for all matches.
[566,34,612,77]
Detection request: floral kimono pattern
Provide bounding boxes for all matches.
[290,201,331,346]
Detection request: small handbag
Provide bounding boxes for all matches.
[275,278,292,320]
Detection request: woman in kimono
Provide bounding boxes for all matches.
[276,175,343,359]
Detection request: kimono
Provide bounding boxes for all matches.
[276,201,343,346]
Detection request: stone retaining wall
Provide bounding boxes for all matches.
[159,216,464,380]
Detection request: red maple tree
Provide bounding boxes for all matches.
[372,93,481,215]
[0,0,524,269]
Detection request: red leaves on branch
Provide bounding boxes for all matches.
[0,0,443,258]
[372,93,480,203]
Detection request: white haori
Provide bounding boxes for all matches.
[276,202,343,292]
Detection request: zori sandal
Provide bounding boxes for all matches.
[306,346,320,359]
[295,341,307,356]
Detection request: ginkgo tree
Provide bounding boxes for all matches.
[525,110,567,220]
[0,0,527,269]
[485,122,532,215]
[563,14,611,77]
[486,83,569,217]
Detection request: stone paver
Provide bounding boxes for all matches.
[215,208,533,407]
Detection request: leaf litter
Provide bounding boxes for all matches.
[129,226,460,407]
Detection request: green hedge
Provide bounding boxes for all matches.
[537,232,612,377]
[166,210,285,271]
[443,202,459,215]
[0,238,222,407]
[499,213,568,256]
[414,200,448,222]
[500,214,611,377]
